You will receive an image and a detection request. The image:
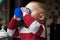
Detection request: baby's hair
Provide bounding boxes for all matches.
[29,1,47,15]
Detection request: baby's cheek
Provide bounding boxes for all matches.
[31,12,35,16]
[31,13,39,19]
[31,12,36,18]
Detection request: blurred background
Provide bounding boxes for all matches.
[0,0,60,40]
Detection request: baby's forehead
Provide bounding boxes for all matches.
[26,2,41,9]
[27,2,40,6]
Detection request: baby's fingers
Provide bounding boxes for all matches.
[21,7,29,14]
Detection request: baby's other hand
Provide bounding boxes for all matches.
[13,15,21,21]
[21,7,29,16]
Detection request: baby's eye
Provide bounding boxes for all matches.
[29,9,33,13]
[26,8,31,13]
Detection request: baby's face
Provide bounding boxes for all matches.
[26,2,41,19]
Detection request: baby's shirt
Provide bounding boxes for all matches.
[7,14,46,39]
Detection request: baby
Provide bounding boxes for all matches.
[7,1,47,40]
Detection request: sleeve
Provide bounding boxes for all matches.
[23,14,43,34]
[23,14,36,28]
[7,18,19,37]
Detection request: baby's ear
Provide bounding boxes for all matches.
[39,13,45,20]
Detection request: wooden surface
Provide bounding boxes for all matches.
[0,37,12,40]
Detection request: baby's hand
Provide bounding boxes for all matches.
[13,15,21,21]
[21,7,29,16]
